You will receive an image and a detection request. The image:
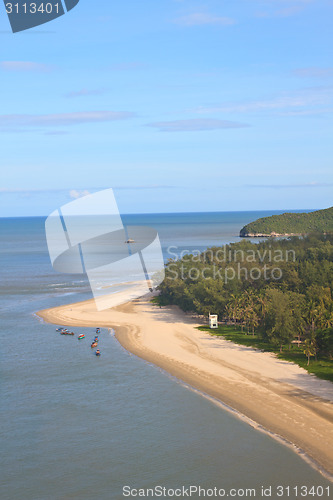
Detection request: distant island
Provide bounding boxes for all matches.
[240,206,333,237]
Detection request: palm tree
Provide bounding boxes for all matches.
[303,337,318,366]
[305,300,318,335]
[257,293,267,324]
[248,307,259,337]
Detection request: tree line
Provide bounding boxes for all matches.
[240,206,333,236]
[158,234,333,363]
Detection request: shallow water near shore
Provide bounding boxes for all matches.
[0,214,331,499]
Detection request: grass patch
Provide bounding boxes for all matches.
[198,325,333,383]
[150,296,161,306]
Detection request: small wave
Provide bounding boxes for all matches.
[32,312,47,324]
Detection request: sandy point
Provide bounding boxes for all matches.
[37,294,333,480]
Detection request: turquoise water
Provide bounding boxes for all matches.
[0,213,331,500]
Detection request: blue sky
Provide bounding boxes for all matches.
[0,0,332,216]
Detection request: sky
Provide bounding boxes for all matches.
[0,0,332,216]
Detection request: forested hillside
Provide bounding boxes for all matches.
[239,206,333,237]
[157,234,333,377]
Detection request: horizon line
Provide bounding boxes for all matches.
[0,208,318,219]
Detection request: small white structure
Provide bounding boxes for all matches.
[209,314,218,329]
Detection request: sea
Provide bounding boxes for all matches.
[0,212,331,500]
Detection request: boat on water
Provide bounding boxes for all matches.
[61,330,74,336]
[95,349,101,356]
[78,334,85,340]
[91,341,98,348]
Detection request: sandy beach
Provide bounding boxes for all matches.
[37,294,333,479]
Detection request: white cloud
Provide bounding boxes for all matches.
[0,186,177,196]
[0,188,69,197]
[255,0,315,17]
[69,189,91,199]
[0,61,52,72]
[247,182,333,189]
[0,111,136,129]
[147,118,249,132]
[280,108,333,116]
[65,88,107,98]
[267,0,314,4]
[44,131,69,135]
[274,5,304,16]
[293,67,333,78]
[193,88,333,115]
[109,62,147,71]
[174,13,235,26]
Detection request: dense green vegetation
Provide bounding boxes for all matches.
[239,206,333,236]
[157,234,333,380]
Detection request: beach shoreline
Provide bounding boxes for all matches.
[37,295,333,481]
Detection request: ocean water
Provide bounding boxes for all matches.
[0,213,331,500]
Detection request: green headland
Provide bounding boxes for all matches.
[240,206,333,237]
